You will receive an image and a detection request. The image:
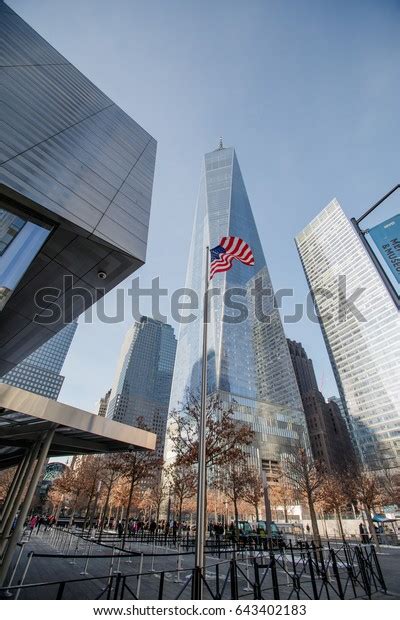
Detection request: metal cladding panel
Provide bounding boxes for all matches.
[0,1,156,263]
[0,384,157,469]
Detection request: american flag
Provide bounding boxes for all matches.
[209,236,255,279]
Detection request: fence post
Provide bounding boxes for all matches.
[370,545,387,593]
[65,530,73,557]
[125,539,133,564]
[306,550,319,600]
[311,541,321,577]
[355,546,371,599]
[136,553,144,599]
[253,559,262,600]
[230,559,239,600]
[120,575,126,600]
[113,572,122,600]
[243,550,252,592]
[158,571,165,599]
[80,541,92,575]
[107,576,114,600]
[282,548,290,586]
[70,535,80,565]
[5,541,26,596]
[270,553,280,600]
[14,551,33,600]
[108,545,116,586]
[330,549,344,600]
[174,543,182,583]
[150,539,156,571]
[215,562,221,599]
[56,582,66,600]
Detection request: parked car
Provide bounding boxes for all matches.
[236,520,285,547]
[275,522,304,544]
[256,520,285,546]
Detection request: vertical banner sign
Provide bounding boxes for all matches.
[368,214,400,285]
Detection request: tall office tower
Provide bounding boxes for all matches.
[328,393,356,445]
[296,199,400,470]
[1,321,77,399]
[0,1,156,376]
[106,318,177,458]
[287,339,319,394]
[97,388,111,417]
[167,144,309,475]
[287,339,355,471]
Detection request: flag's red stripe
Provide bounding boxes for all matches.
[210,236,254,278]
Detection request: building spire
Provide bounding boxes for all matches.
[218,136,224,150]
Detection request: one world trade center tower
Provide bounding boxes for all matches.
[167,142,309,477]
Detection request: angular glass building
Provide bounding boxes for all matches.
[296,199,400,470]
[1,320,77,399]
[106,317,177,458]
[0,0,156,376]
[167,144,309,475]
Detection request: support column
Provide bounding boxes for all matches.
[0,442,41,549]
[0,451,29,525]
[0,427,56,586]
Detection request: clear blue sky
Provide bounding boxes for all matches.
[9,0,400,412]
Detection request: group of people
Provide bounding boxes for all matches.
[111,518,189,541]
[26,514,56,534]
[208,521,225,540]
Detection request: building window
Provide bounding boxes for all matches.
[0,208,26,256]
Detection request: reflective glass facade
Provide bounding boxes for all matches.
[106,317,177,457]
[296,199,400,469]
[0,209,25,256]
[168,146,309,466]
[0,320,77,399]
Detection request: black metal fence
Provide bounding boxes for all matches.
[0,527,387,601]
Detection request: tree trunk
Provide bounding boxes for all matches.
[364,503,379,548]
[122,474,135,549]
[283,500,288,524]
[178,497,183,527]
[335,509,345,540]
[255,503,259,522]
[233,496,239,529]
[84,480,96,528]
[307,490,321,546]
[68,491,80,527]
[99,485,111,542]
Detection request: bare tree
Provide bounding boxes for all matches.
[268,477,294,524]
[378,466,400,507]
[347,467,383,547]
[51,457,96,524]
[167,464,197,525]
[0,466,16,504]
[242,467,264,521]
[119,449,162,544]
[319,471,349,539]
[284,444,324,546]
[147,479,167,523]
[97,453,125,541]
[168,394,254,469]
[214,462,248,528]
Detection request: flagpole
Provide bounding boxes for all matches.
[193,245,209,599]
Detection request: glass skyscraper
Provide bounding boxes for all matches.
[167,144,309,473]
[296,199,400,470]
[0,320,77,400]
[106,317,177,458]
